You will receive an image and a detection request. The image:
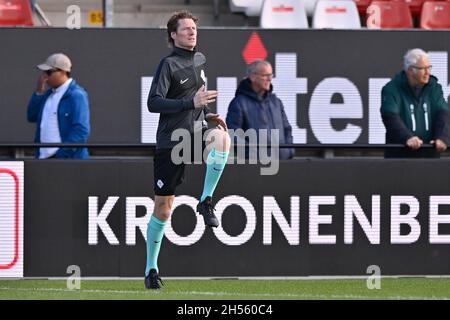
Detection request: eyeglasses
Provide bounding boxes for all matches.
[411,65,432,71]
[258,73,274,79]
[44,69,59,76]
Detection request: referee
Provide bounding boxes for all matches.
[144,10,231,289]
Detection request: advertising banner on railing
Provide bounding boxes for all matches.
[24,160,450,277]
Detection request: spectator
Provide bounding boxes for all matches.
[381,48,449,158]
[27,53,90,159]
[226,60,294,160]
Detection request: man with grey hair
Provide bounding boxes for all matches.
[380,48,449,158]
[226,60,294,160]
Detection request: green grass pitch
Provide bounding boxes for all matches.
[0,278,449,300]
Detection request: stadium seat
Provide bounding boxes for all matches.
[392,0,425,17]
[312,0,361,29]
[366,1,413,28]
[229,0,247,13]
[354,0,373,16]
[229,0,264,16]
[0,0,33,26]
[244,0,264,16]
[260,0,309,28]
[304,0,319,16]
[420,1,450,29]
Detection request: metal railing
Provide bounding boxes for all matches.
[0,142,441,159]
[0,143,429,148]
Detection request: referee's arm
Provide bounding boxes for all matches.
[147,61,194,114]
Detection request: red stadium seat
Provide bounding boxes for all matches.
[354,0,373,16]
[0,0,33,26]
[392,0,425,17]
[420,1,450,29]
[366,1,413,28]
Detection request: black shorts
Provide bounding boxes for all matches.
[154,139,207,196]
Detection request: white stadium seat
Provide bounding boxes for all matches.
[304,0,319,16]
[229,0,264,16]
[245,0,265,16]
[229,0,248,13]
[260,0,309,28]
[312,0,361,29]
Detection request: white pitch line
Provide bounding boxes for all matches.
[0,287,448,300]
[0,287,155,295]
[4,275,450,281]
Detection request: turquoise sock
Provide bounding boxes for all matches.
[145,215,167,276]
[200,148,229,202]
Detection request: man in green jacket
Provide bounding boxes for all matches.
[381,48,449,158]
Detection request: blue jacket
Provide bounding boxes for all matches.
[226,78,294,159]
[27,80,90,159]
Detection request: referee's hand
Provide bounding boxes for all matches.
[193,85,218,108]
[205,113,228,131]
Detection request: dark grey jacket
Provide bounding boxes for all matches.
[226,78,294,160]
[147,46,211,149]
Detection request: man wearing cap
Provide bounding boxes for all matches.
[27,53,90,159]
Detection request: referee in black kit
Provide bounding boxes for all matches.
[144,10,231,290]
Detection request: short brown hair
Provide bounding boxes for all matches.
[167,10,198,47]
